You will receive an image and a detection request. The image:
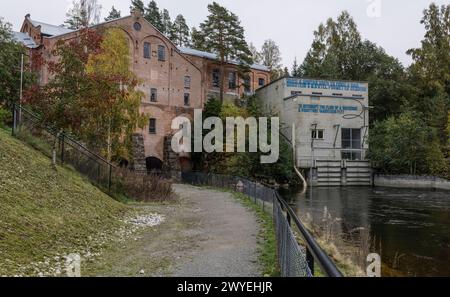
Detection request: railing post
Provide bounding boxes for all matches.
[60,133,65,164]
[12,103,16,136]
[306,248,315,276]
[108,164,112,193]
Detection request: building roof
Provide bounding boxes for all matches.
[178,47,270,72]
[24,14,269,73]
[12,31,38,48]
[29,19,74,37]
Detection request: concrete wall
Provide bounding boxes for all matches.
[257,77,369,168]
[374,174,450,191]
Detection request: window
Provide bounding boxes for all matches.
[258,78,266,87]
[143,42,151,59]
[150,88,157,102]
[228,72,237,89]
[184,93,190,106]
[184,76,191,89]
[149,118,156,134]
[244,77,251,93]
[133,22,142,31]
[212,69,220,87]
[158,45,165,61]
[311,129,324,140]
[341,128,361,160]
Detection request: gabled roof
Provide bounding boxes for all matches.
[29,19,74,37]
[12,31,38,48]
[178,47,270,72]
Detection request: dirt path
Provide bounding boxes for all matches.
[84,184,261,277]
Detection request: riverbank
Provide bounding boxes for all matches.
[374,174,450,191]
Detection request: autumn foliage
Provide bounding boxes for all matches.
[25,28,146,163]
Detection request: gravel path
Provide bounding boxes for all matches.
[172,184,261,277]
[84,184,261,277]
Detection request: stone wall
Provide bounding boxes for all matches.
[131,133,147,172]
[374,174,450,191]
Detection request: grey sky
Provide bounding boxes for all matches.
[2,0,448,69]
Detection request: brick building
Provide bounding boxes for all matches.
[17,9,270,172]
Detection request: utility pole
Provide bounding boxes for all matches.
[18,53,24,123]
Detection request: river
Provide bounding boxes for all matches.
[281,186,450,277]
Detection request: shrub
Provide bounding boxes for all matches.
[0,107,11,128]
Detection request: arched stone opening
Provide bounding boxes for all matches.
[146,156,163,173]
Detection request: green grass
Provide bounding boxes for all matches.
[231,192,279,277]
[0,128,129,276]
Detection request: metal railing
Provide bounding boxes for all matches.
[11,104,173,201]
[181,171,343,277]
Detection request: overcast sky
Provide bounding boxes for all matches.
[2,0,448,69]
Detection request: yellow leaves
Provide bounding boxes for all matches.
[86,28,132,79]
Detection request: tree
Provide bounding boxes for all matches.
[161,9,172,36]
[130,0,145,14]
[190,27,207,51]
[300,11,411,123]
[407,3,450,147]
[198,2,253,102]
[291,57,300,77]
[249,43,262,64]
[65,0,102,29]
[24,28,146,162]
[260,39,282,79]
[171,14,190,47]
[369,112,447,176]
[0,18,35,108]
[86,28,147,161]
[407,4,450,97]
[105,6,121,22]
[145,0,164,32]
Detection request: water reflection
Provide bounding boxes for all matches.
[282,187,450,276]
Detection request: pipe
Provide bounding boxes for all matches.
[292,123,307,194]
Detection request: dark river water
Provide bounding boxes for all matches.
[281,187,450,277]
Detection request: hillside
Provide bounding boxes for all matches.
[0,128,128,276]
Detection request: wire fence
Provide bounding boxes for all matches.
[11,104,173,201]
[181,171,343,277]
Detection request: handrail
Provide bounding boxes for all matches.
[16,104,116,167]
[274,192,343,277]
[181,171,343,277]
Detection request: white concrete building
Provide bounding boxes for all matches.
[256,77,372,186]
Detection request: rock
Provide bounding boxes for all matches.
[139,269,145,275]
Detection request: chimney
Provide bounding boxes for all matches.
[130,8,143,18]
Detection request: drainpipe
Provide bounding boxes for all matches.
[292,123,307,193]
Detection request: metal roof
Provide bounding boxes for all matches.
[12,31,38,48]
[30,19,74,37]
[178,46,270,72]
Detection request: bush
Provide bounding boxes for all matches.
[369,112,448,176]
[0,107,11,128]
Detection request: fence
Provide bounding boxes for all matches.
[181,171,343,277]
[11,104,173,201]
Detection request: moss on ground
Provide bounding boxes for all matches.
[0,128,129,276]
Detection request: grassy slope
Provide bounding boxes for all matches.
[0,129,128,275]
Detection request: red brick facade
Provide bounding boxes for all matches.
[20,10,270,170]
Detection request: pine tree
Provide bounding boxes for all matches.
[198,2,253,102]
[105,6,121,21]
[130,0,145,14]
[190,27,207,51]
[291,57,300,77]
[171,14,190,47]
[65,0,102,29]
[161,9,172,35]
[145,0,163,32]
